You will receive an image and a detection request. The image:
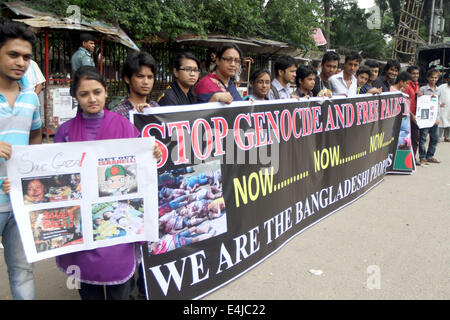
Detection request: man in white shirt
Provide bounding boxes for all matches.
[328,51,361,97]
[438,72,450,142]
[24,59,45,95]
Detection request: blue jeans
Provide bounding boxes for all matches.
[0,211,35,299]
[419,124,439,160]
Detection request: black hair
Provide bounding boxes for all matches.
[174,52,200,70]
[295,65,316,87]
[345,51,362,64]
[122,51,156,92]
[406,65,419,74]
[0,20,36,49]
[216,44,243,60]
[80,33,95,45]
[70,66,106,98]
[311,60,320,69]
[395,71,412,84]
[356,65,372,78]
[207,47,218,55]
[426,68,439,78]
[207,47,218,67]
[22,178,47,195]
[274,55,297,78]
[364,59,379,69]
[382,59,401,75]
[321,51,340,65]
[250,68,271,83]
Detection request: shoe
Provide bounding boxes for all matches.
[426,157,440,163]
[415,160,421,166]
[445,138,450,142]
[420,159,429,165]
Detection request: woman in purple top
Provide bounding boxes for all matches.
[54,66,160,300]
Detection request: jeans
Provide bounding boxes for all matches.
[419,124,439,160]
[439,127,450,139]
[0,211,35,300]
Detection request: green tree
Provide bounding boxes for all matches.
[264,0,323,49]
[18,0,325,49]
[329,0,390,59]
[22,0,209,40]
[199,0,266,38]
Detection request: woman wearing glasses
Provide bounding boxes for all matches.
[194,44,244,104]
[158,52,200,106]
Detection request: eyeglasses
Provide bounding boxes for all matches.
[178,67,201,73]
[220,57,242,65]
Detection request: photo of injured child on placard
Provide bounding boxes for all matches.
[149,160,226,255]
[21,174,82,205]
[29,206,83,253]
[97,164,138,197]
[92,198,145,241]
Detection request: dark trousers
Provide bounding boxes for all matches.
[410,119,420,158]
[78,277,132,300]
[130,264,146,296]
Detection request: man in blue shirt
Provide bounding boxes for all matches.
[268,55,297,100]
[419,68,442,165]
[71,33,95,74]
[0,21,42,300]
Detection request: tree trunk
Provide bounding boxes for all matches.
[323,0,330,48]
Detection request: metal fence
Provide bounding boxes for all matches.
[34,31,130,105]
[33,31,272,110]
[140,41,271,102]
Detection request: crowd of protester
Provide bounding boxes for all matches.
[0,21,449,301]
[130,45,447,167]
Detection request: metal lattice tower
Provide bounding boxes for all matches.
[393,0,426,62]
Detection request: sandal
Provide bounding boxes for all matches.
[426,158,440,163]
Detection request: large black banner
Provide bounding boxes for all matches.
[132,92,413,300]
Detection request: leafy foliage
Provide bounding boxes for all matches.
[264,0,323,49]
[328,1,391,59]
[16,0,322,49]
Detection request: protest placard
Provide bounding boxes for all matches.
[131,92,413,299]
[416,94,439,128]
[6,137,158,263]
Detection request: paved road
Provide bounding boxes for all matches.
[1,142,449,300]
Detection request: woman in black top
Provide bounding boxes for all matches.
[158,52,200,106]
[293,65,316,98]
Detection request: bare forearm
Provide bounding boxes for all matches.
[35,84,43,95]
[29,128,42,145]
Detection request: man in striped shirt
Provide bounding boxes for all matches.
[0,21,42,300]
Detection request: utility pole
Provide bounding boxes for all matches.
[429,0,445,44]
[428,0,436,44]
[323,0,331,49]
